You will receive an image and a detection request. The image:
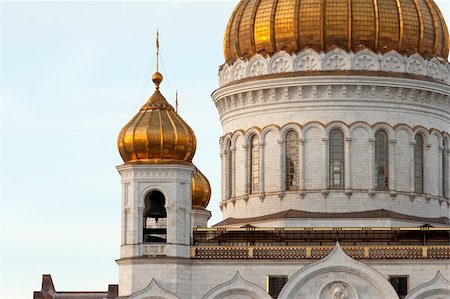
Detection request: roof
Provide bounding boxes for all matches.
[213,209,450,226]
[33,275,118,299]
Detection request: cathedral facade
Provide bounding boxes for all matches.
[34,0,450,298]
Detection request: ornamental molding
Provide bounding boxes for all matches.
[214,81,450,116]
[219,48,450,86]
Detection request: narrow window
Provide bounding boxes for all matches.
[389,276,408,299]
[329,129,345,189]
[227,140,233,198]
[249,135,259,194]
[443,139,448,198]
[143,191,167,243]
[285,131,299,191]
[267,276,288,298]
[375,130,389,190]
[414,134,424,193]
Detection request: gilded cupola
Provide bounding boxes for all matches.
[224,0,449,64]
[117,72,197,164]
[192,167,211,209]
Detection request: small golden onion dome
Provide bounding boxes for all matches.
[117,73,196,164]
[224,0,449,64]
[192,167,211,209]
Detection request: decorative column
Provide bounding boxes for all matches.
[321,137,329,196]
[299,137,306,197]
[220,148,226,201]
[231,146,236,198]
[446,148,450,199]
[345,137,352,196]
[278,139,285,198]
[424,143,432,198]
[438,145,444,198]
[259,141,265,200]
[368,137,375,196]
[243,144,249,200]
[389,139,397,196]
[409,140,416,195]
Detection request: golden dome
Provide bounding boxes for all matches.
[224,0,449,64]
[192,167,211,209]
[117,73,196,164]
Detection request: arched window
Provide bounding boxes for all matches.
[375,130,389,190]
[249,135,259,194]
[143,190,167,243]
[414,134,424,193]
[443,139,448,198]
[227,139,233,198]
[285,130,299,190]
[329,129,344,189]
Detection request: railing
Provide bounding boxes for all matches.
[190,245,450,259]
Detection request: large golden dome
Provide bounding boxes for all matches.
[192,167,211,209]
[224,0,449,63]
[117,73,196,164]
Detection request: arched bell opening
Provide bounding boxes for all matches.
[143,190,167,243]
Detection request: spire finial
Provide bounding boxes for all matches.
[156,30,159,72]
[176,90,179,113]
[152,30,163,90]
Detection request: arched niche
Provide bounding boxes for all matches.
[143,190,167,243]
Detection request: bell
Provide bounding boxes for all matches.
[143,191,167,221]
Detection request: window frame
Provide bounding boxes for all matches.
[374,130,389,191]
[249,134,260,194]
[328,128,345,190]
[285,130,299,191]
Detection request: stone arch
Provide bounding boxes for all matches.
[302,122,325,139]
[280,123,302,141]
[430,129,443,144]
[394,124,414,141]
[140,186,170,210]
[404,272,450,299]
[261,124,280,142]
[412,126,430,143]
[221,133,233,153]
[277,243,399,299]
[324,121,349,137]
[128,278,179,299]
[244,127,262,146]
[371,122,395,139]
[348,121,371,139]
[202,272,272,299]
[230,130,245,148]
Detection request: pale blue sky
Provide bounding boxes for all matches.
[0,1,448,298]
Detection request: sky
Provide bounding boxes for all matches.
[0,0,449,298]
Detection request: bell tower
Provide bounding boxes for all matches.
[115,35,211,297]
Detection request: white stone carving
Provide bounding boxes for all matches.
[277,243,400,299]
[247,54,268,77]
[218,48,449,86]
[268,51,293,73]
[443,64,450,84]
[323,49,351,71]
[223,64,231,84]
[352,49,379,71]
[232,59,246,81]
[294,49,322,71]
[407,54,427,76]
[428,58,442,80]
[202,271,272,299]
[128,278,180,299]
[404,271,450,299]
[381,51,405,72]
